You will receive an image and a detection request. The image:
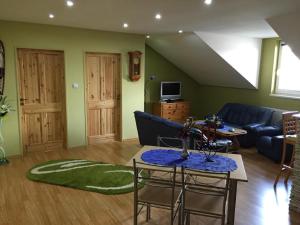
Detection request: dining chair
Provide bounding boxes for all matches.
[180,167,230,225]
[274,111,299,186]
[133,159,182,225]
[193,122,232,153]
[157,136,184,148]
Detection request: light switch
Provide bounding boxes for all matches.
[72,83,79,89]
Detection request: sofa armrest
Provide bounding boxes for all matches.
[243,122,265,131]
[271,135,284,146]
[254,126,282,137]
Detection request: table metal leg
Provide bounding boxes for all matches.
[227,180,237,225]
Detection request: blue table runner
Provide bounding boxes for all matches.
[141,149,237,172]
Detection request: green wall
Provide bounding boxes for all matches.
[1,21,299,158]
[145,45,202,116]
[196,38,300,117]
[0,20,145,156]
[145,39,300,119]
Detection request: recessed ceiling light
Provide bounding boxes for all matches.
[155,14,162,20]
[49,13,55,19]
[146,35,150,39]
[204,0,212,5]
[66,0,74,7]
[178,30,183,34]
[123,23,129,28]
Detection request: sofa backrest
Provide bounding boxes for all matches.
[134,111,183,146]
[217,103,274,126]
[266,108,287,128]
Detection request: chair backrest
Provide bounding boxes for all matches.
[157,136,184,148]
[282,111,299,136]
[133,159,178,205]
[134,111,183,146]
[181,167,230,217]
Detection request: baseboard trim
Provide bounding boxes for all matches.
[122,138,139,142]
[67,145,88,150]
[7,154,23,159]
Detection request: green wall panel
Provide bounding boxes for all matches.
[145,45,202,116]
[0,20,145,156]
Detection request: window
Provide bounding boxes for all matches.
[275,42,300,97]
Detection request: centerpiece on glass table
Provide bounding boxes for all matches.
[204,114,224,128]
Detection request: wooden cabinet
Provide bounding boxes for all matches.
[153,101,190,123]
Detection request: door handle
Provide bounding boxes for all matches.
[20,98,28,106]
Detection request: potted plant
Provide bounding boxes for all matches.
[0,95,13,164]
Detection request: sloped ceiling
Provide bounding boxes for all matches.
[195,32,262,88]
[267,11,300,60]
[147,33,255,89]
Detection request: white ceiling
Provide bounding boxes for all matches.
[1,0,300,38]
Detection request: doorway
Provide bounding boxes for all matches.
[17,49,67,152]
[85,53,121,144]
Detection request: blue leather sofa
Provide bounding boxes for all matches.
[217,103,274,148]
[134,111,184,147]
[255,109,293,163]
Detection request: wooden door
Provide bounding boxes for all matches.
[86,53,120,144]
[18,49,66,152]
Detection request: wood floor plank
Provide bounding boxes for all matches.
[1,141,300,225]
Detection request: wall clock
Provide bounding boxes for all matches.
[128,51,142,81]
[0,40,5,95]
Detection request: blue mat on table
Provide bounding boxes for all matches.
[141,149,237,172]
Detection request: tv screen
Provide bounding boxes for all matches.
[161,82,181,100]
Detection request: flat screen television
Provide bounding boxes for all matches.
[160,81,181,100]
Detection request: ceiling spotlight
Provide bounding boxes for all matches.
[204,0,212,5]
[178,30,183,34]
[155,14,162,20]
[66,0,74,7]
[123,23,129,28]
[49,13,55,19]
[146,35,150,39]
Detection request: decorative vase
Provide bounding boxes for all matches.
[0,117,8,164]
[181,138,189,159]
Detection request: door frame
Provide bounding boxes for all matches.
[16,48,68,154]
[84,52,122,144]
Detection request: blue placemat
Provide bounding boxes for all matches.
[141,149,237,172]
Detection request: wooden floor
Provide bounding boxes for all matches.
[1,140,300,225]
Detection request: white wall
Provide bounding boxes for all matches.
[267,11,300,60]
[196,32,262,88]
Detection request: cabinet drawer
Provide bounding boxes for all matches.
[163,109,183,116]
[176,103,190,110]
[162,104,177,110]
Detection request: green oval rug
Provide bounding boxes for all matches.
[27,159,145,195]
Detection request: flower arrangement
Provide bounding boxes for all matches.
[0,95,12,165]
[0,95,13,118]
